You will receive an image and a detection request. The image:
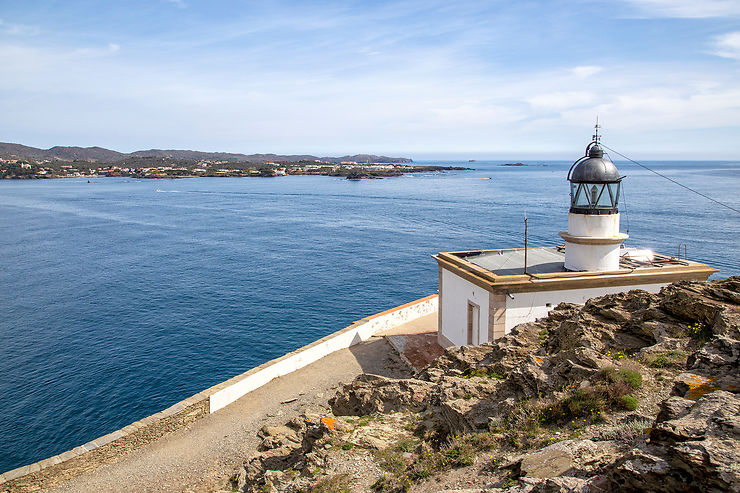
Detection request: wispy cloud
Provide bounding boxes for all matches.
[0,0,738,157]
[527,91,597,111]
[712,31,740,60]
[569,66,603,78]
[625,0,740,18]
[0,19,40,36]
[165,0,186,8]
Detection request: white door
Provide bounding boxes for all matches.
[467,302,480,345]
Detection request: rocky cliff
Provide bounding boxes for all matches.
[230,278,740,492]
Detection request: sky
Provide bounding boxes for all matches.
[1,0,739,159]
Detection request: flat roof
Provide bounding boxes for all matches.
[465,247,567,276]
[434,246,718,293]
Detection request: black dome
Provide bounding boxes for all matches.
[569,145,620,183]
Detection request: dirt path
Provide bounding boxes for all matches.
[45,337,409,493]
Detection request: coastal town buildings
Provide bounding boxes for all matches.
[434,129,717,347]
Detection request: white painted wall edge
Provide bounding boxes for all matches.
[208,294,439,413]
[0,294,437,484]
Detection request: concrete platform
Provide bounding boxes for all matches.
[381,312,444,371]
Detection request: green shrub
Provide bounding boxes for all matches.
[538,329,549,346]
[601,366,642,389]
[555,388,605,418]
[617,369,643,389]
[341,442,354,450]
[371,434,483,492]
[620,394,639,411]
[543,368,644,426]
[644,350,686,368]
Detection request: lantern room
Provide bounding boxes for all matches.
[568,143,622,215]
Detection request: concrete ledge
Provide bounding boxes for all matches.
[208,294,438,413]
[0,294,438,489]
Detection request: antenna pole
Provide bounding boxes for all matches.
[593,117,601,143]
[524,214,528,275]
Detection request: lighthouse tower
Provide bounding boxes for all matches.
[559,125,628,271]
[434,123,717,348]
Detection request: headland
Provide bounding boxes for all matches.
[0,142,470,179]
[2,278,739,492]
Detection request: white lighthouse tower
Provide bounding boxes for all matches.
[433,123,717,347]
[559,125,628,271]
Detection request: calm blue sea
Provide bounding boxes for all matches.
[1,160,738,472]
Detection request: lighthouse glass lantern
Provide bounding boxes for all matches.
[568,144,621,215]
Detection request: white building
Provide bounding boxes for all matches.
[434,130,717,347]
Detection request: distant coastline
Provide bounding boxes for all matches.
[0,161,471,180]
[0,142,471,179]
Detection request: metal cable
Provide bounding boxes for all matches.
[601,143,740,215]
[620,178,630,235]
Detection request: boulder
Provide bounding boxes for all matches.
[606,391,740,492]
[671,372,724,400]
[257,425,300,451]
[686,336,740,393]
[425,321,543,378]
[435,376,502,433]
[510,440,598,479]
[329,374,434,415]
[638,337,689,361]
[660,278,740,339]
[544,290,676,359]
[654,396,694,422]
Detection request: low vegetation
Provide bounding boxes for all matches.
[642,350,687,368]
[309,474,352,493]
[371,434,482,492]
[686,321,713,345]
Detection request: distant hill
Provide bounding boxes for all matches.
[0,143,413,164]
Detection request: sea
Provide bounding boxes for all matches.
[1,160,738,473]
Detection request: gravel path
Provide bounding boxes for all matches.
[46,337,409,493]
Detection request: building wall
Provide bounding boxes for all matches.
[502,282,666,332]
[440,268,490,346]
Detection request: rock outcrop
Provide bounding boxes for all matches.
[233,277,740,492]
[329,374,434,415]
[606,391,740,491]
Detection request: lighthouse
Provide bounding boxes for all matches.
[433,124,718,347]
[559,125,628,272]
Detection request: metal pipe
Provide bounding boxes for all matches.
[524,215,528,275]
